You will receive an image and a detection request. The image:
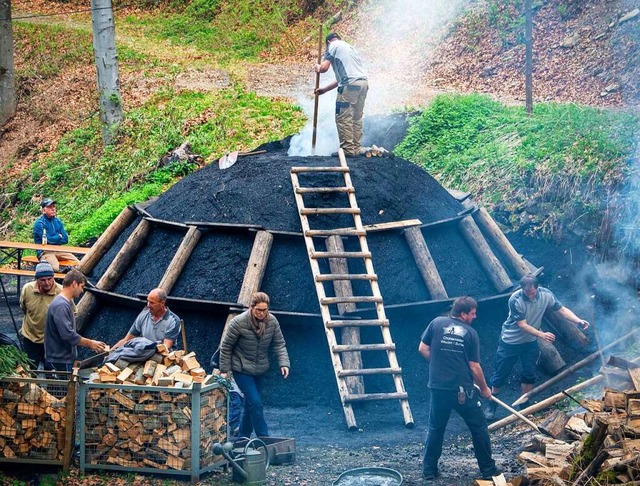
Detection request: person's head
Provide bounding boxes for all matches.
[450,296,478,324]
[34,260,55,294]
[325,32,341,46]
[146,288,167,318]
[250,292,270,321]
[40,198,56,219]
[520,274,539,301]
[62,270,86,298]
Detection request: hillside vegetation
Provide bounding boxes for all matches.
[1,0,638,256]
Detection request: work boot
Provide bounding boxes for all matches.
[59,265,73,274]
[422,469,439,481]
[484,400,498,421]
[480,467,503,480]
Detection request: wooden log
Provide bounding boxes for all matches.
[472,207,531,278]
[512,328,640,406]
[77,218,152,331]
[327,235,364,396]
[77,206,137,275]
[541,409,570,439]
[572,418,609,484]
[538,338,566,375]
[403,226,448,300]
[157,226,201,294]
[237,230,273,306]
[458,215,513,292]
[544,309,589,349]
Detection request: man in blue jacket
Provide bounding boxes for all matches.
[33,198,79,272]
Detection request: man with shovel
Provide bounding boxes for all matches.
[419,296,500,481]
[314,33,369,157]
[485,274,589,420]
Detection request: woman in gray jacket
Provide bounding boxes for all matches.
[219,292,290,438]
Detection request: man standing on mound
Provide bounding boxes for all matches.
[314,33,369,158]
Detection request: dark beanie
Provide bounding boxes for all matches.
[35,261,54,279]
[325,32,340,43]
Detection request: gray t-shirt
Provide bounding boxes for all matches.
[128,307,181,346]
[500,287,563,345]
[323,40,367,87]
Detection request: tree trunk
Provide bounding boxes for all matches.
[524,0,533,115]
[0,0,16,126]
[91,0,122,145]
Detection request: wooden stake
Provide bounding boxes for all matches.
[158,225,201,294]
[311,24,323,153]
[404,226,448,300]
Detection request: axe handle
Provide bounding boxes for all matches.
[490,394,542,433]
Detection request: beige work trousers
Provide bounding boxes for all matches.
[41,251,79,272]
[335,79,369,157]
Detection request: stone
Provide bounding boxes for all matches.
[561,33,580,48]
[619,8,639,24]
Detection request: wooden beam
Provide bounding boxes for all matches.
[459,215,513,292]
[77,206,137,275]
[158,226,201,294]
[237,231,273,307]
[403,226,448,300]
[76,218,151,331]
[544,309,589,350]
[327,235,364,396]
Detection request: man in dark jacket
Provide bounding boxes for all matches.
[419,296,499,481]
[219,292,290,438]
[33,198,79,272]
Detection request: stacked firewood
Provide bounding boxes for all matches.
[0,366,69,461]
[83,347,227,471]
[516,388,640,484]
[90,345,207,388]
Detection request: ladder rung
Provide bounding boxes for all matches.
[312,251,371,259]
[321,296,382,305]
[333,343,395,352]
[291,166,350,173]
[344,392,409,403]
[339,367,402,377]
[296,187,354,194]
[326,319,389,328]
[301,208,360,215]
[316,274,377,282]
[305,229,366,237]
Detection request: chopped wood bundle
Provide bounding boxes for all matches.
[516,384,640,485]
[83,379,227,471]
[91,346,207,388]
[0,366,70,462]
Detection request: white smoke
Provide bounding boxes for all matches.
[288,0,467,156]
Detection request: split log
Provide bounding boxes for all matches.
[327,235,364,396]
[403,226,448,300]
[77,206,137,275]
[157,225,201,294]
[77,218,152,331]
[459,215,513,292]
[541,409,570,439]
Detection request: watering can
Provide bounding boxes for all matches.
[212,439,269,484]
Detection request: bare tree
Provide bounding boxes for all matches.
[524,0,533,115]
[0,0,16,126]
[91,0,122,144]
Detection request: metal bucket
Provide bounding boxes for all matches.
[332,467,403,486]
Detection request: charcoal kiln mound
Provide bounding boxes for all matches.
[79,116,540,426]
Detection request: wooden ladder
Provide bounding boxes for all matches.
[290,150,414,430]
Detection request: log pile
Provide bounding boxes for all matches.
[516,387,640,484]
[0,366,70,462]
[82,348,227,471]
[90,345,207,388]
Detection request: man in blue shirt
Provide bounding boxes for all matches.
[33,198,79,272]
[113,288,181,350]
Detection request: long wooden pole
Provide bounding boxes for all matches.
[511,327,640,406]
[311,24,322,154]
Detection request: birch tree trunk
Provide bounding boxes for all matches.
[91,0,122,145]
[0,0,16,126]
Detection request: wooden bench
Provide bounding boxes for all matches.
[0,268,67,279]
[21,255,79,267]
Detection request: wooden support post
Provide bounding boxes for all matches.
[472,208,530,278]
[77,206,137,275]
[158,226,201,294]
[403,227,448,300]
[538,338,566,375]
[459,215,513,292]
[544,309,589,350]
[327,235,364,396]
[76,218,151,331]
[62,369,79,472]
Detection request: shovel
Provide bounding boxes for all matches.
[476,386,555,437]
[218,150,267,169]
